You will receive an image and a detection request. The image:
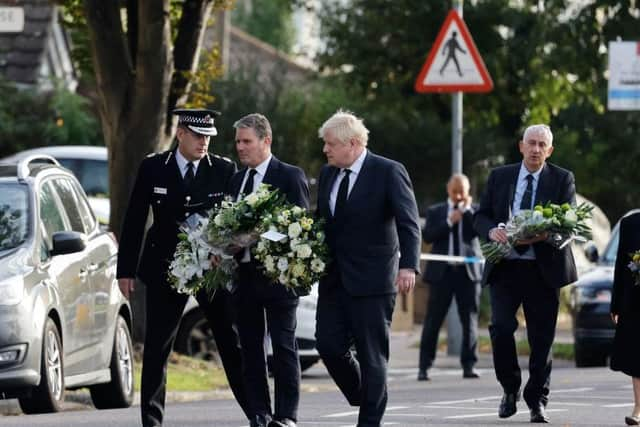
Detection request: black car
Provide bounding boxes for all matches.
[569,209,639,367]
[0,155,134,413]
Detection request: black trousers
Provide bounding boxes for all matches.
[141,282,248,427]
[419,265,480,371]
[315,281,396,427]
[233,264,301,422]
[488,260,559,408]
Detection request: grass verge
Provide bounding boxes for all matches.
[133,351,229,392]
[422,336,575,360]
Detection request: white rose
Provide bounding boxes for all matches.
[277,257,289,272]
[296,244,312,259]
[257,241,266,253]
[292,206,303,215]
[214,213,223,226]
[288,222,302,238]
[291,263,306,277]
[564,210,578,224]
[264,255,275,272]
[245,193,259,206]
[279,272,288,285]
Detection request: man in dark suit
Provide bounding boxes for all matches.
[474,124,577,424]
[315,110,421,427]
[418,173,482,381]
[228,113,309,427]
[116,109,249,427]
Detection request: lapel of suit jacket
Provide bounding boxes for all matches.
[165,149,185,196]
[534,163,553,206]
[342,150,372,211]
[505,164,520,218]
[262,156,279,189]
[320,166,339,219]
[230,166,247,199]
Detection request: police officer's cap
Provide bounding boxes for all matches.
[173,108,220,136]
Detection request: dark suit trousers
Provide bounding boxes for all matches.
[315,280,396,427]
[233,264,301,422]
[141,283,248,427]
[488,260,559,408]
[419,265,479,371]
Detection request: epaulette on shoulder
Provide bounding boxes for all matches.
[213,154,233,163]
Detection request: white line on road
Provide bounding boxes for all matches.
[421,405,497,410]
[603,403,634,408]
[323,406,408,418]
[446,408,568,419]
[428,395,502,405]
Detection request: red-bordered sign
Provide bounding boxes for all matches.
[415,10,493,93]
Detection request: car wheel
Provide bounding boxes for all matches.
[574,342,607,367]
[175,309,220,363]
[19,318,64,414]
[90,316,135,409]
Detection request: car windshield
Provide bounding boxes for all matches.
[0,183,30,252]
[57,158,109,197]
[601,224,620,265]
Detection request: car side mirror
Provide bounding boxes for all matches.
[584,243,599,263]
[51,231,86,256]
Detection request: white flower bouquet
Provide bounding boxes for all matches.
[481,201,594,263]
[253,204,329,293]
[168,184,284,296]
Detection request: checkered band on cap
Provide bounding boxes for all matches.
[178,114,215,127]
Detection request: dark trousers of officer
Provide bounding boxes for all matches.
[233,263,301,424]
[418,265,480,372]
[315,273,396,427]
[141,283,248,427]
[488,260,559,408]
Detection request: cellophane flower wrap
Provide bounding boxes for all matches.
[168,184,283,296]
[253,204,329,294]
[481,202,594,263]
[628,249,640,287]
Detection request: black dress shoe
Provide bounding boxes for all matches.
[625,415,640,425]
[462,368,480,378]
[498,390,520,418]
[268,419,297,427]
[417,370,430,381]
[250,414,272,427]
[529,403,550,423]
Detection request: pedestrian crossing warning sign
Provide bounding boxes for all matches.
[415,10,493,93]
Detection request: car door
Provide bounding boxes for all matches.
[38,180,90,376]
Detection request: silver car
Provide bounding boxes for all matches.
[0,155,134,413]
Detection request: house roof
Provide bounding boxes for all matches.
[0,0,75,89]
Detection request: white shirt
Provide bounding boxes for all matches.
[508,162,543,260]
[236,154,272,201]
[329,149,367,215]
[175,150,201,178]
[446,198,471,259]
[237,155,272,262]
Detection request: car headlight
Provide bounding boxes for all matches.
[0,276,25,306]
[573,287,611,305]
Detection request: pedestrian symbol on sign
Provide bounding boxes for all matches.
[440,31,467,77]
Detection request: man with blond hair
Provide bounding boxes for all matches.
[315,110,421,427]
[474,124,577,423]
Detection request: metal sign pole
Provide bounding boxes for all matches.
[447,0,464,357]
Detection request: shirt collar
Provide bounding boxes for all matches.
[175,149,200,175]
[518,162,543,183]
[343,149,367,175]
[250,154,272,177]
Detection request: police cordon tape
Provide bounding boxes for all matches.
[419,253,485,264]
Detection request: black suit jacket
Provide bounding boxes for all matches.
[228,156,310,296]
[316,151,421,296]
[117,150,235,285]
[422,202,482,284]
[611,212,640,317]
[474,162,577,289]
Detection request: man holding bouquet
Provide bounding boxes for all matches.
[117,109,249,426]
[228,113,309,427]
[474,124,578,423]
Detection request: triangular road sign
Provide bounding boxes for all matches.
[415,10,493,93]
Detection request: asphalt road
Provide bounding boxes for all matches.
[0,364,634,427]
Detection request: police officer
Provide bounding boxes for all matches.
[117,109,249,427]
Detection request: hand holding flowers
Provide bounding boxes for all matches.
[481,202,594,263]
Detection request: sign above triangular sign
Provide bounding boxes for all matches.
[415,10,493,93]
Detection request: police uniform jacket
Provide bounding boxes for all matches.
[116,149,235,286]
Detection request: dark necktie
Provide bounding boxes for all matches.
[451,222,460,257]
[334,169,351,217]
[241,168,257,197]
[184,162,195,189]
[515,174,534,255]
